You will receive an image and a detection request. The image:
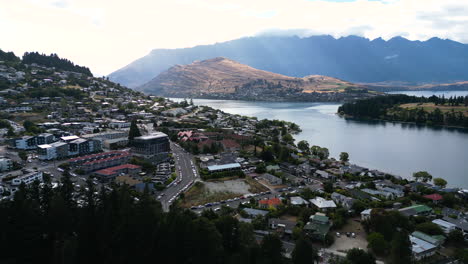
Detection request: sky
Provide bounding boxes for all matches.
[1,0,468,76]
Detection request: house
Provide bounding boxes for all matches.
[266,165,280,172]
[309,197,337,212]
[242,208,269,218]
[315,170,330,179]
[290,196,309,206]
[423,194,443,204]
[331,192,356,210]
[348,189,373,200]
[441,207,464,219]
[260,173,282,185]
[259,197,282,209]
[441,217,468,238]
[409,235,438,260]
[268,218,296,236]
[362,188,395,200]
[432,219,457,234]
[378,186,405,198]
[399,204,433,217]
[406,182,432,192]
[411,231,445,247]
[304,213,332,241]
[361,209,373,221]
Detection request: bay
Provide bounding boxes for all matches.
[171,91,468,188]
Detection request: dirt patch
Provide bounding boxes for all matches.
[280,215,298,222]
[181,181,242,207]
[245,177,269,193]
[204,179,253,194]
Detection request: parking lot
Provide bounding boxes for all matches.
[329,218,368,253]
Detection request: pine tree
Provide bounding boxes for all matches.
[390,231,412,264]
[128,120,142,141]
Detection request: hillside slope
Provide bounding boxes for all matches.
[109,35,468,88]
[137,57,364,98]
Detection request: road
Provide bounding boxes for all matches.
[158,142,198,211]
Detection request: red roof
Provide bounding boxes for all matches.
[83,153,130,165]
[259,197,282,206]
[95,164,141,176]
[221,139,240,149]
[423,193,443,201]
[68,150,128,163]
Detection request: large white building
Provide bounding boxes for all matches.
[37,142,69,160]
[11,171,43,186]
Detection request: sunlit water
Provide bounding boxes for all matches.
[170,91,468,187]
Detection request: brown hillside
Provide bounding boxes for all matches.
[138,57,364,97]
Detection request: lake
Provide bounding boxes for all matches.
[171,91,468,188]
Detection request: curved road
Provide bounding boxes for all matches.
[158,142,198,211]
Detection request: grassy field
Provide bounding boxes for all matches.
[11,112,47,123]
[400,103,468,116]
[180,182,241,207]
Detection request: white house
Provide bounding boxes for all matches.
[309,197,336,211]
[361,209,373,221]
[409,235,437,260]
[432,219,457,234]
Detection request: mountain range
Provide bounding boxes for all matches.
[109,35,468,88]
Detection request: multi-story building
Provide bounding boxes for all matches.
[12,136,37,150]
[82,130,128,141]
[11,171,43,186]
[0,157,12,172]
[36,133,55,145]
[109,121,131,129]
[131,132,170,161]
[68,138,101,156]
[68,151,131,173]
[37,142,69,160]
[94,164,141,182]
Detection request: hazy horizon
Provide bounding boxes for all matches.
[3,0,468,75]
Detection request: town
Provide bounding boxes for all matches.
[1,52,468,264]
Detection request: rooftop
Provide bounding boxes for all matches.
[134,132,168,140]
[423,193,443,201]
[207,163,241,172]
[410,235,437,254]
[95,164,141,176]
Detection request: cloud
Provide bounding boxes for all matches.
[384,54,399,60]
[1,0,467,76]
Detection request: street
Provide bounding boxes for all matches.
[158,142,197,211]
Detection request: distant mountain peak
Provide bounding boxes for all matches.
[109,34,468,88]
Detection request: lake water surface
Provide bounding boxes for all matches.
[171,91,468,187]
